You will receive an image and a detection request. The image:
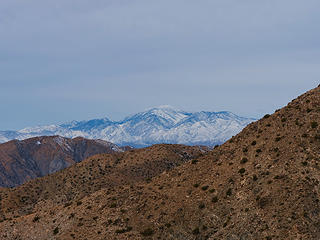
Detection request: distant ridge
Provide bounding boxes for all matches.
[0,106,255,147]
[1,86,320,239]
[0,136,124,187]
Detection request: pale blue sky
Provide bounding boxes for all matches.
[0,0,319,130]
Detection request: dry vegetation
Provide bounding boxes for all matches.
[0,86,320,239]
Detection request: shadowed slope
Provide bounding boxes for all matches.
[0,136,124,187]
[0,86,320,239]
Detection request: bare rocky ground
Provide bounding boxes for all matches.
[0,86,320,239]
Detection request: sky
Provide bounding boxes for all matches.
[0,0,319,130]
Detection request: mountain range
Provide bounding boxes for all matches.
[0,106,254,147]
[0,86,319,239]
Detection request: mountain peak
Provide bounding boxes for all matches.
[0,107,254,147]
[2,87,320,239]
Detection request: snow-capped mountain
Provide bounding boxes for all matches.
[0,106,255,147]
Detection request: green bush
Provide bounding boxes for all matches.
[201,185,209,191]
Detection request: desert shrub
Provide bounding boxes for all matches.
[311,121,318,129]
[263,114,270,119]
[281,118,287,122]
[258,196,269,208]
[209,188,216,193]
[253,175,258,181]
[212,196,218,203]
[243,147,248,153]
[193,183,199,188]
[201,185,209,191]
[115,227,132,234]
[240,157,248,164]
[191,159,198,164]
[226,188,232,196]
[199,203,205,209]
[256,149,262,153]
[140,228,154,236]
[110,203,117,208]
[165,223,171,228]
[53,227,59,235]
[192,227,200,235]
[239,168,246,174]
[33,216,40,222]
[275,137,281,142]
[251,140,257,146]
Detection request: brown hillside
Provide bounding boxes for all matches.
[0,136,124,187]
[0,144,207,236]
[0,86,320,239]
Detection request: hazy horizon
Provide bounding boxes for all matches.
[1,0,319,130]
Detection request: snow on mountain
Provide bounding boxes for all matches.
[0,106,255,147]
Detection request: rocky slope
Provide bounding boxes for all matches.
[0,86,319,239]
[0,144,207,238]
[0,136,125,187]
[0,106,254,147]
